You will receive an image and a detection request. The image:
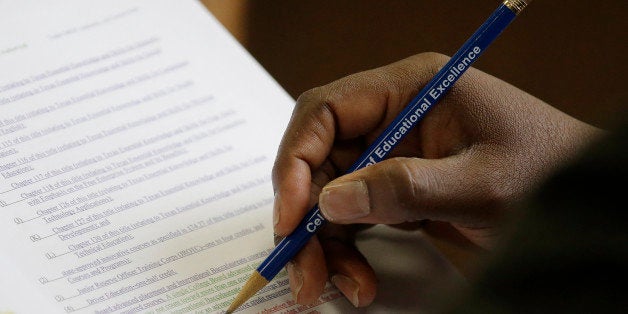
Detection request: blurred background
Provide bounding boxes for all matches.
[201,0,626,129]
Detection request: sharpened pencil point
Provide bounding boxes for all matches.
[226,271,269,313]
[229,1,532,312]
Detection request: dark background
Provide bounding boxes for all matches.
[203,0,627,129]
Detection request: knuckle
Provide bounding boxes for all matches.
[412,52,450,75]
[380,52,452,100]
[295,87,323,109]
[303,103,334,147]
[383,158,430,221]
[416,51,449,63]
[419,52,450,74]
[401,162,433,218]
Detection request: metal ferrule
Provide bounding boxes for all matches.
[503,0,530,15]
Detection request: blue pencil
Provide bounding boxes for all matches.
[227,0,532,312]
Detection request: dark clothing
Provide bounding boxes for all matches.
[448,123,628,313]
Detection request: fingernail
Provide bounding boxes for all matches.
[287,262,303,302]
[331,274,360,307]
[273,192,281,230]
[319,180,370,222]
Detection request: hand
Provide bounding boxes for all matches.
[271,52,602,307]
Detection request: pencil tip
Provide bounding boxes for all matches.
[226,271,269,313]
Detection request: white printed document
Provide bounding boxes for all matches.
[0,1,358,313]
[0,1,464,313]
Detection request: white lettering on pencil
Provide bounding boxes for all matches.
[365,155,378,167]
[430,46,482,101]
[363,46,482,169]
[306,211,324,233]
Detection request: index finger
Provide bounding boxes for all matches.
[272,53,446,236]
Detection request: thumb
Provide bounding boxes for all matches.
[318,155,507,228]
